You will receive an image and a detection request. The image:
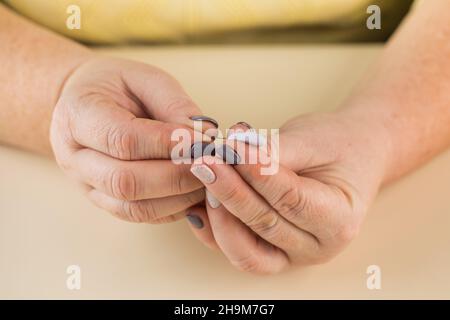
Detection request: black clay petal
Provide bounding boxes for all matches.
[190,141,216,159]
[216,144,241,165]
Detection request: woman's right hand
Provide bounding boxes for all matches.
[50,56,217,223]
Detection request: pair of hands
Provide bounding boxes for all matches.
[51,57,389,274]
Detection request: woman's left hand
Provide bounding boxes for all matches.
[187,112,391,274]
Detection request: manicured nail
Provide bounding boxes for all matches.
[190,115,219,128]
[190,141,216,159]
[187,214,204,229]
[215,144,241,165]
[206,190,221,209]
[236,121,252,129]
[190,164,216,184]
[227,130,266,147]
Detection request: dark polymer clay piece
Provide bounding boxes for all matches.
[215,144,241,165]
[190,141,216,159]
[190,141,240,165]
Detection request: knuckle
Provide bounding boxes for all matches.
[271,185,305,219]
[249,166,271,184]
[121,200,157,223]
[152,123,173,158]
[120,201,141,223]
[230,255,262,274]
[169,165,186,195]
[106,124,137,160]
[185,189,205,206]
[220,185,243,205]
[139,200,158,222]
[109,167,137,201]
[165,96,195,114]
[245,208,280,238]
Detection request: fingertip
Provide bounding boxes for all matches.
[186,214,204,229]
[206,190,221,209]
[227,121,252,138]
[186,206,218,250]
[190,115,219,128]
[189,115,220,140]
[190,161,217,184]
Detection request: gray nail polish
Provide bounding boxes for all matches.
[190,115,219,128]
[216,144,241,165]
[190,141,216,159]
[187,214,204,229]
[236,121,252,129]
[206,190,221,209]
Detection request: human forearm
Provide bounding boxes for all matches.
[0,4,93,154]
[339,0,450,184]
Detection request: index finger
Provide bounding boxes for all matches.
[67,99,210,160]
[191,156,321,263]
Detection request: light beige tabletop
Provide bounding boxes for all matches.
[1,45,450,299]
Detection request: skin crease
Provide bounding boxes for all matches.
[0,1,449,273]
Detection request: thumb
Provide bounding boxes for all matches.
[120,61,218,134]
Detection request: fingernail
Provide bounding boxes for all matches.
[190,164,216,184]
[190,115,219,128]
[215,144,241,165]
[190,141,216,159]
[206,190,221,209]
[236,121,252,129]
[227,131,266,147]
[187,214,204,229]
